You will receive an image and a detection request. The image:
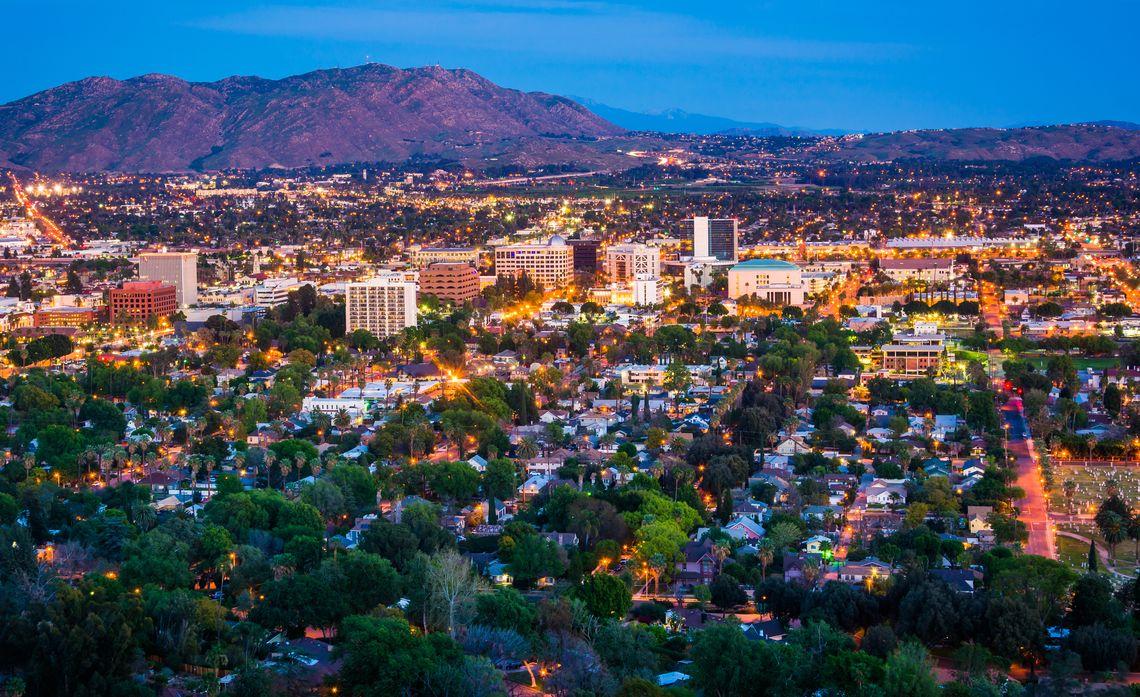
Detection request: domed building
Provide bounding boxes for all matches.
[727,258,806,306]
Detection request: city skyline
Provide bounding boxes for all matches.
[2,0,1138,132]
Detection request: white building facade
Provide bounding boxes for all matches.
[345,275,418,338]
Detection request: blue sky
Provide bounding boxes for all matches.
[5,0,1138,131]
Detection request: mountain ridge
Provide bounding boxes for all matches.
[2,65,1139,171]
[0,64,626,172]
[570,97,846,136]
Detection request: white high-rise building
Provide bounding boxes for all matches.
[632,275,661,306]
[689,217,739,262]
[345,275,418,338]
[494,235,574,289]
[604,243,660,283]
[139,251,198,307]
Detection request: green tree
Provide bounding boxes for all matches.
[575,573,633,619]
[482,458,518,502]
[335,614,464,696]
[882,641,938,697]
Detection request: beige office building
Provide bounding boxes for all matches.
[494,236,574,289]
[139,251,198,307]
[604,243,661,283]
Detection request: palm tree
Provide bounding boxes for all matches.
[293,453,307,484]
[516,437,540,461]
[1100,511,1127,561]
[1106,477,1120,499]
[757,539,775,579]
[188,456,201,494]
[383,378,395,412]
[22,453,35,482]
[232,452,246,477]
[63,391,85,426]
[712,544,730,574]
[569,507,600,549]
[205,457,216,499]
[801,557,822,587]
[112,447,127,484]
[333,409,352,432]
[279,460,293,492]
[263,450,277,488]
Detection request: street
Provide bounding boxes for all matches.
[1003,402,1056,559]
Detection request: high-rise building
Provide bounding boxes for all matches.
[494,236,574,289]
[632,275,661,306]
[568,238,601,274]
[419,262,480,303]
[139,252,198,307]
[604,243,661,283]
[345,276,418,338]
[689,217,738,262]
[108,281,178,323]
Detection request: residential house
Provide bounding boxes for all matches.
[865,478,908,506]
[967,506,993,534]
[837,558,894,585]
[677,539,718,586]
[930,568,981,594]
[723,516,765,542]
[803,535,833,556]
[742,618,786,642]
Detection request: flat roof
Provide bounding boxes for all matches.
[732,259,800,271]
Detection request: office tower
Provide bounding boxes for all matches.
[345,276,418,338]
[418,262,480,303]
[568,238,601,273]
[109,281,178,323]
[689,217,738,262]
[604,243,661,283]
[139,251,198,307]
[493,235,574,289]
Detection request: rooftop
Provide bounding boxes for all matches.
[732,259,800,271]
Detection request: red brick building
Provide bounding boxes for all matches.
[418,262,480,303]
[108,281,177,323]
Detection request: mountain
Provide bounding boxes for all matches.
[822,124,1140,162]
[0,64,627,172]
[571,98,844,136]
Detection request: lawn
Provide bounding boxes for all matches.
[1028,356,1119,371]
[1057,534,1094,573]
[1057,522,1140,578]
[952,348,989,365]
[1048,464,1140,517]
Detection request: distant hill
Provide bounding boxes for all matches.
[571,98,844,137]
[2,64,1137,171]
[0,64,628,172]
[822,124,1140,162]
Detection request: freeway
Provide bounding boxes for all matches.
[1003,400,1057,559]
